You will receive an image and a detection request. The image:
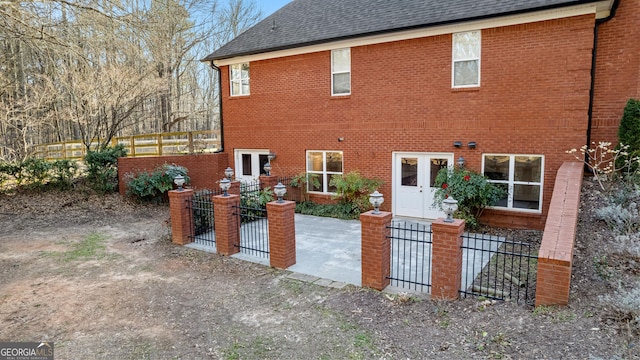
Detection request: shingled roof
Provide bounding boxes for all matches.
[202,0,606,62]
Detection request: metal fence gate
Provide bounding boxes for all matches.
[387,221,433,293]
[187,190,219,248]
[460,233,537,305]
[233,205,270,258]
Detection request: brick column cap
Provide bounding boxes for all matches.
[432,218,465,232]
[169,188,194,196]
[266,200,296,209]
[360,211,392,222]
[212,193,240,202]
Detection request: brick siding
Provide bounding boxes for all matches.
[591,0,640,147]
[219,15,599,229]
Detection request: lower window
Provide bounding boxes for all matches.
[306,151,343,193]
[482,154,543,212]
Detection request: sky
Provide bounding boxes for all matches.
[258,0,292,17]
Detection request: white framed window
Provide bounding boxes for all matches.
[452,31,480,88]
[230,63,250,96]
[306,150,343,193]
[331,48,350,96]
[482,154,544,212]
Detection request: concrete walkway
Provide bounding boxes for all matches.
[186,214,503,293]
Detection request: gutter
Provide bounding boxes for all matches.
[210,62,225,153]
[585,0,619,172]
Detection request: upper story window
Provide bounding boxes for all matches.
[230,63,250,96]
[331,48,351,96]
[307,150,343,193]
[452,31,480,88]
[483,154,544,212]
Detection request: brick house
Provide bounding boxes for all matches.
[202,0,639,229]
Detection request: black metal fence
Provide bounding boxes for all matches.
[233,205,270,258]
[460,233,537,305]
[187,190,222,248]
[386,221,433,293]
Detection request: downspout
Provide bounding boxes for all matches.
[210,62,225,153]
[585,0,620,172]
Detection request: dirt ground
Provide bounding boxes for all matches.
[0,181,638,359]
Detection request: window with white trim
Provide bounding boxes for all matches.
[230,63,250,96]
[482,154,544,212]
[306,151,343,193]
[331,48,350,95]
[452,31,480,87]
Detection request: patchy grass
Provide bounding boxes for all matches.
[42,233,109,263]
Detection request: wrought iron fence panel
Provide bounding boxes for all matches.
[187,190,221,248]
[460,233,537,305]
[234,205,270,258]
[386,221,433,293]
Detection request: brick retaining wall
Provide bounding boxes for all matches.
[535,161,584,306]
[117,153,229,195]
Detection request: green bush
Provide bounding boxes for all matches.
[0,158,78,191]
[85,144,127,194]
[329,171,383,215]
[21,158,52,189]
[289,172,320,202]
[295,201,360,220]
[433,167,505,228]
[50,159,79,190]
[617,98,640,172]
[126,164,189,202]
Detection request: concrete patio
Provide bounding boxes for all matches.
[186,214,503,293]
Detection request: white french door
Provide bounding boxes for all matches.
[234,149,269,182]
[393,153,453,219]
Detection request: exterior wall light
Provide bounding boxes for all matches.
[174,174,185,191]
[224,167,234,180]
[264,162,272,176]
[268,152,276,161]
[453,141,462,148]
[274,182,287,203]
[442,196,459,223]
[457,156,465,168]
[468,141,477,149]
[220,178,231,196]
[369,191,384,214]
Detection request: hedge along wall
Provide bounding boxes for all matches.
[117,153,230,195]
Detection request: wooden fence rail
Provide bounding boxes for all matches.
[30,130,221,160]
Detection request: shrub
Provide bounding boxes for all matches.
[21,158,52,189]
[126,164,189,202]
[567,141,640,192]
[617,98,640,171]
[85,144,127,194]
[50,159,79,190]
[329,171,383,214]
[295,201,360,220]
[289,172,320,202]
[433,168,505,228]
[0,158,78,191]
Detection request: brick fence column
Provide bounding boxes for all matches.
[259,175,279,191]
[266,200,296,269]
[229,180,241,196]
[431,218,465,300]
[213,194,240,256]
[168,189,194,245]
[360,210,392,290]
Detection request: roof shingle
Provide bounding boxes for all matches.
[202,0,603,61]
